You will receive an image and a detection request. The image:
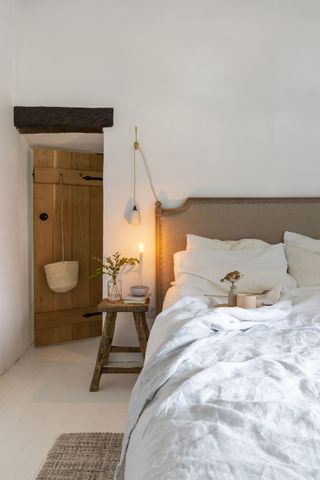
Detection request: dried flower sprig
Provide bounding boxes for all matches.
[90,252,139,282]
[220,270,243,286]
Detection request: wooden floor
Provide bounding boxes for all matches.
[0,338,137,480]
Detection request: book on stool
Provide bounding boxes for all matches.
[123,296,149,304]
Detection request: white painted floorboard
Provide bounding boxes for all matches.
[0,338,137,480]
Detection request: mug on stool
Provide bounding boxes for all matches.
[237,293,257,309]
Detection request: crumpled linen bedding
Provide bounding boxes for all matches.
[116,292,320,480]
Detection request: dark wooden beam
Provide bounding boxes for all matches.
[14,106,114,134]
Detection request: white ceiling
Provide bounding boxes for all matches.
[22,132,104,154]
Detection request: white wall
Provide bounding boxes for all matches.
[0,0,30,374]
[14,0,320,343]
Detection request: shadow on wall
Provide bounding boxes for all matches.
[123,191,189,222]
[157,191,185,209]
[27,147,34,344]
[124,188,281,225]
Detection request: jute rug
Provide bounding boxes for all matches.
[36,432,123,480]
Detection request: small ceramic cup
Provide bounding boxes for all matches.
[130,285,149,297]
[236,293,257,309]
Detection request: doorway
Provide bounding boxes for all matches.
[33,147,103,346]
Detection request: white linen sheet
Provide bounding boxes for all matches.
[116,289,320,480]
[146,286,180,362]
[146,287,227,361]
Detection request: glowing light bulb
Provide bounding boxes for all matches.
[129,206,141,225]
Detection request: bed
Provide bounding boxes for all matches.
[116,197,320,480]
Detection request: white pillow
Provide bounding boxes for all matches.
[284,231,320,253]
[285,244,320,287]
[187,234,270,251]
[174,244,296,296]
[284,232,320,287]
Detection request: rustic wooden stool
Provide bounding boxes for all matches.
[90,299,150,392]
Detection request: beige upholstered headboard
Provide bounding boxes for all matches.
[155,197,320,312]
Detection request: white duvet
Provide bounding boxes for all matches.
[116,291,320,480]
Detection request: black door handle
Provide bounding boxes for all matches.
[82,176,103,181]
[39,212,48,221]
[83,312,101,318]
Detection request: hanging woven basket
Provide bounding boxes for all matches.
[44,260,79,293]
[44,173,79,293]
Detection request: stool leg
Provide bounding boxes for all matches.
[133,312,150,359]
[90,312,116,391]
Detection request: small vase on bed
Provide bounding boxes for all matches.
[220,270,243,307]
[228,285,238,306]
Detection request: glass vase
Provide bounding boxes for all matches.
[107,279,122,302]
[228,284,238,306]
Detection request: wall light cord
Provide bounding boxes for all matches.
[133,126,158,202]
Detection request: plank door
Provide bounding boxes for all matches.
[33,148,103,346]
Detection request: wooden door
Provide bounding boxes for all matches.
[33,148,103,346]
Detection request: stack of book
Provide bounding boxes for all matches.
[123,296,149,304]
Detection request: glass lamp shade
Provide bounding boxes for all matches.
[129,205,141,225]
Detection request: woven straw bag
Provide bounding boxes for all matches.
[44,261,79,293]
[44,173,79,293]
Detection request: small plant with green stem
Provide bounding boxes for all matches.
[91,252,139,301]
[90,252,139,282]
